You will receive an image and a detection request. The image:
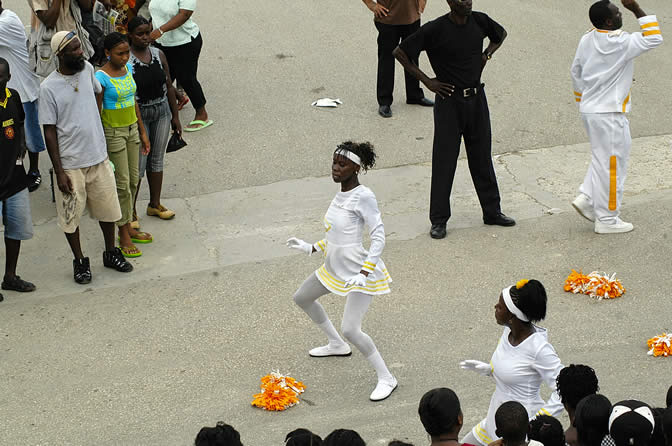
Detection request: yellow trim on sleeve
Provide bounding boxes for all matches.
[609,156,617,211]
[622,93,630,112]
[641,22,659,29]
[575,98,581,102]
[643,29,662,36]
[574,91,582,97]
[475,423,492,444]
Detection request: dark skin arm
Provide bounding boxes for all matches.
[150,9,194,41]
[44,124,73,193]
[158,49,182,135]
[481,29,507,69]
[35,0,63,29]
[622,0,646,18]
[392,46,455,98]
[133,0,147,12]
[35,0,92,28]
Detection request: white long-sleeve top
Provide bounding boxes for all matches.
[0,9,41,103]
[571,15,662,113]
[313,185,392,296]
[472,326,564,445]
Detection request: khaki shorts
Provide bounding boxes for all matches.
[54,160,122,234]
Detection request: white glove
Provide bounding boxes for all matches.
[459,360,492,377]
[345,273,368,288]
[286,237,313,256]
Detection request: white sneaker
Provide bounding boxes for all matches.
[308,343,352,357]
[594,218,634,234]
[572,194,595,222]
[370,377,398,401]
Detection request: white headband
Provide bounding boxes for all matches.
[336,149,361,166]
[502,286,529,322]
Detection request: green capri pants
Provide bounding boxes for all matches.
[104,122,140,227]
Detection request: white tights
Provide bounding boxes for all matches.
[293,273,393,382]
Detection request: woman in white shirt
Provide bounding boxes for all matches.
[460,279,564,446]
[148,0,211,132]
[286,141,397,402]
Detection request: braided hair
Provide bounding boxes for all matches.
[529,415,566,446]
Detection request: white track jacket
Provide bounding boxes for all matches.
[571,15,662,114]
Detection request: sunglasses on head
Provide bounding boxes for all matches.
[57,30,77,53]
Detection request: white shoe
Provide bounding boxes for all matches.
[369,377,398,401]
[594,218,634,234]
[572,194,595,222]
[308,343,352,357]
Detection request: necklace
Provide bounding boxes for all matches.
[57,69,79,92]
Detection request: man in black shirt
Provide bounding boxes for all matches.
[393,0,515,239]
[0,58,36,302]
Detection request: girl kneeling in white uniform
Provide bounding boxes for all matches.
[287,141,396,402]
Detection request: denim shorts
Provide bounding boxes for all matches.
[22,100,46,154]
[0,188,34,240]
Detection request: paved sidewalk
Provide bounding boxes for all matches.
[10,134,672,301]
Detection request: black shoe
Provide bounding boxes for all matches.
[430,223,447,239]
[484,213,516,227]
[0,292,4,302]
[103,248,134,273]
[407,97,434,107]
[378,105,392,118]
[27,169,42,192]
[73,257,92,284]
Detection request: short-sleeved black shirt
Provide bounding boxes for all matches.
[0,88,30,201]
[399,11,506,87]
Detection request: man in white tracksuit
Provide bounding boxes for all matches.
[570,0,662,234]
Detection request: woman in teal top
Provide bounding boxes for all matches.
[96,32,152,258]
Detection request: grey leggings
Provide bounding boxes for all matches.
[293,273,378,357]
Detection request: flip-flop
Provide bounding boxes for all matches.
[118,232,153,244]
[184,119,214,132]
[131,232,153,244]
[119,246,142,258]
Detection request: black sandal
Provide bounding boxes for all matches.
[1,275,36,292]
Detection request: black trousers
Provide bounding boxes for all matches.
[430,87,502,225]
[156,33,207,111]
[375,20,424,106]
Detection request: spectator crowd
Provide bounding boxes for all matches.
[192,371,672,446]
[0,0,210,301]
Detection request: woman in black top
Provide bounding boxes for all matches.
[128,16,181,224]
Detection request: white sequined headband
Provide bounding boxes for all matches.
[336,149,361,166]
[502,286,529,322]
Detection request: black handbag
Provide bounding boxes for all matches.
[166,132,187,153]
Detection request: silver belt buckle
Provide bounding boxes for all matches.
[463,88,474,98]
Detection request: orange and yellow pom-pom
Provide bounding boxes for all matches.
[563,270,625,300]
[516,279,529,289]
[251,371,306,411]
[647,333,672,357]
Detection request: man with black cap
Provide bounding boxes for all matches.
[392,0,515,239]
[40,31,132,285]
[362,0,434,118]
[609,400,656,446]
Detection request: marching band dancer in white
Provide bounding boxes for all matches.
[460,280,564,446]
[287,141,397,402]
[570,0,662,234]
